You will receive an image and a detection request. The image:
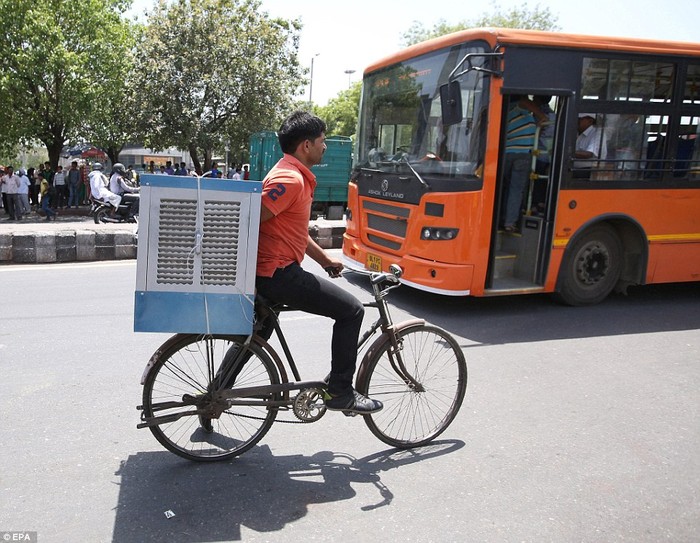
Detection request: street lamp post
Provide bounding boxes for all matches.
[344,69,356,88]
[309,53,320,103]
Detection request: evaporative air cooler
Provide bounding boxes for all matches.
[134,174,261,335]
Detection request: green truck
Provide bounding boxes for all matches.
[248,131,352,219]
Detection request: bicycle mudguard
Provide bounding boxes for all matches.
[140,333,254,385]
[355,318,425,387]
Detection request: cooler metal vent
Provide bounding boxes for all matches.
[156,198,198,285]
[154,199,244,287]
[201,200,241,286]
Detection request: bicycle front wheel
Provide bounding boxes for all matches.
[142,334,280,462]
[357,324,467,448]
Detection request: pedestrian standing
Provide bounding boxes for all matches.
[79,163,89,204]
[53,165,66,208]
[42,162,54,185]
[27,167,39,207]
[0,165,8,215]
[1,166,21,220]
[17,169,31,216]
[66,161,81,208]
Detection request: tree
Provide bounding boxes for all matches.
[82,25,144,166]
[401,2,560,46]
[134,0,304,174]
[0,0,137,168]
[314,81,362,138]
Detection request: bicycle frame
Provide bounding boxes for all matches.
[138,264,467,460]
[138,268,426,430]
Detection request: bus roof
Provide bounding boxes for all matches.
[364,27,700,75]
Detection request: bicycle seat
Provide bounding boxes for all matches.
[254,294,296,313]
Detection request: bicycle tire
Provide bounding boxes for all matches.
[142,334,280,462]
[357,324,467,448]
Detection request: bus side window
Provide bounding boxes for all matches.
[674,117,699,178]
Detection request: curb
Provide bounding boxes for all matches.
[0,224,346,265]
[0,229,138,264]
[309,224,346,250]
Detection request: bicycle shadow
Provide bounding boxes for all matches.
[111,440,464,542]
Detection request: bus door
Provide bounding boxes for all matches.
[487,92,569,293]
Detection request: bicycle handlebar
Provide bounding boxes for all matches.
[333,264,403,287]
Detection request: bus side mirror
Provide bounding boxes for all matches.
[440,81,463,126]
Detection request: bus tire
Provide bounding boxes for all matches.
[556,225,623,306]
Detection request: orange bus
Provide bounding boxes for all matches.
[342,28,700,304]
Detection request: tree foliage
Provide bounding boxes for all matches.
[401,2,560,46]
[82,24,144,166]
[134,0,304,173]
[0,0,137,168]
[314,81,362,138]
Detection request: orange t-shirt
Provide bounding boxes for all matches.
[256,154,316,277]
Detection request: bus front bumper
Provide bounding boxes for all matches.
[342,238,473,296]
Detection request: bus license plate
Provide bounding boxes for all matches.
[366,254,382,272]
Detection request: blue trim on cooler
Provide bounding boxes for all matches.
[139,174,261,193]
[134,290,255,334]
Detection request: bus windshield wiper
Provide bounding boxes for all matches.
[397,156,431,191]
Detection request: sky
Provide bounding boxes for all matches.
[130,0,700,105]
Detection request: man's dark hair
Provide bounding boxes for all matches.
[278,111,326,154]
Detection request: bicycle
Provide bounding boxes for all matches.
[137,265,468,462]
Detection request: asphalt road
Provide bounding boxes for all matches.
[1,255,699,542]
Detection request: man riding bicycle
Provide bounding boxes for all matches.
[255,111,383,415]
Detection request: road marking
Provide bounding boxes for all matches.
[0,260,136,273]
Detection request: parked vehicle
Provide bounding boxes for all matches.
[249,131,352,219]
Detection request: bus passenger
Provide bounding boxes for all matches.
[574,113,607,178]
[502,96,537,232]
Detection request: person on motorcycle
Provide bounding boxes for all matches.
[109,163,140,218]
[89,162,121,214]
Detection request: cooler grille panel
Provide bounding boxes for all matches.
[156,199,197,284]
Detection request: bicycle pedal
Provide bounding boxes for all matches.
[342,411,358,417]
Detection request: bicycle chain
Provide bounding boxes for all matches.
[224,410,315,424]
[222,387,327,424]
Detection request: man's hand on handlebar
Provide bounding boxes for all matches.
[324,263,344,278]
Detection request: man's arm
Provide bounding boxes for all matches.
[260,203,275,223]
[574,149,596,159]
[306,235,343,277]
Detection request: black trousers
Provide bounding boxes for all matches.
[121,193,139,216]
[255,262,364,396]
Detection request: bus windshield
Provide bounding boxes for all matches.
[357,41,490,180]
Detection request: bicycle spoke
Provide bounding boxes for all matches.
[360,325,467,448]
[142,335,279,461]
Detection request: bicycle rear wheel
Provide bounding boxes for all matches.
[142,334,280,462]
[357,324,467,448]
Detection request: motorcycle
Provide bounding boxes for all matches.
[90,195,139,224]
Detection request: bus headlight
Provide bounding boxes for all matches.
[420,227,459,240]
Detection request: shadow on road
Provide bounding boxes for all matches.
[112,440,464,542]
[344,274,700,346]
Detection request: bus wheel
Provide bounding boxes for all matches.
[556,226,622,306]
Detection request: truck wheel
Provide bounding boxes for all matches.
[556,225,622,306]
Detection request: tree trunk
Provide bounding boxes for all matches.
[107,146,123,166]
[45,138,64,170]
[203,150,213,175]
[188,144,202,175]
